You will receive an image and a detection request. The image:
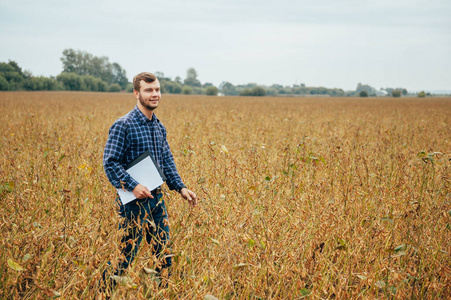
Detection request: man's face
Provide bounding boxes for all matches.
[134,80,161,111]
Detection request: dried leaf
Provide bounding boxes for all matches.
[394,244,407,252]
[220,144,228,154]
[51,290,61,298]
[143,267,158,275]
[209,238,220,245]
[110,275,133,286]
[7,258,24,271]
[233,263,248,269]
[22,254,32,262]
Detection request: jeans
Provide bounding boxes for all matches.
[101,191,171,291]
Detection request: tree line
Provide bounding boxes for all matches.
[0,50,130,92]
[1,50,411,97]
[157,69,346,97]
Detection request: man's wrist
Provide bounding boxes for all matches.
[128,181,139,192]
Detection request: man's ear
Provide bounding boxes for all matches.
[133,89,139,98]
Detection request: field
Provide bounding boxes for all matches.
[0,91,450,299]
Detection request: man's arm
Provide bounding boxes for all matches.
[160,128,197,205]
[103,121,139,192]
[160,129,187,192]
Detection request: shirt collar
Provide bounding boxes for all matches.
[133,105,159,124]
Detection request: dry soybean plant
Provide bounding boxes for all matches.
[0,92,450,299]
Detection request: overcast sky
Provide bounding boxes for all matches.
[0,0,449,91]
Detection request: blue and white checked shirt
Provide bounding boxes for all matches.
[103,106,186,193]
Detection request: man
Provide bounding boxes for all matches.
[102,72,197,292]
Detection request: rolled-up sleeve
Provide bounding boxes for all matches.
[103,121,139,191]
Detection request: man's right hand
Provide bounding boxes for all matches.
[132,184,153,199]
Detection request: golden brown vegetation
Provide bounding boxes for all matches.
[1,92,450,299]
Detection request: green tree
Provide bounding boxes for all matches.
[206,86,218,96]
[111,63,128,89]
[57,72,86,91]
[82,75,100,91]
[192,86,205,95]
[0,61,63,91]
[61,49,90,75]
[220,81,238,95]
[0,61,24,90]
[97,80,108,92]
[252,86,266,96]
[0,74,8,90]
[359,90,368,97]
[182,86,193,94]
[89,56,112,83]
[161,81,182,94]
[60,49,128,88]
[418,91,426,98]
[384,87,407,96]
[239,86,266,96]
[184,68,201,87]
[28,77,42,91]
[6,60,25,77]
[266,88,278,96]
[392,90,402,97]
[108,83,121,92]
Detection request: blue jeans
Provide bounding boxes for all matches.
[101,192,171,289]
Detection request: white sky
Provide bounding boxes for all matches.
[0,0,450,91]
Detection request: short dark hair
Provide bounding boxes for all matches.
[133,72,158,91]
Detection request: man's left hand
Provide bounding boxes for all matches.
[180,188,197,207]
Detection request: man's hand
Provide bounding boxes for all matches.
[132,184,153,199]
[180,188,197,207]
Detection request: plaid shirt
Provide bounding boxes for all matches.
[103,106,186,193]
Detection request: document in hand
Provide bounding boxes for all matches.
[117,151,166,205]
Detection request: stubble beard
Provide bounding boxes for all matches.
[138,94,159,111]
